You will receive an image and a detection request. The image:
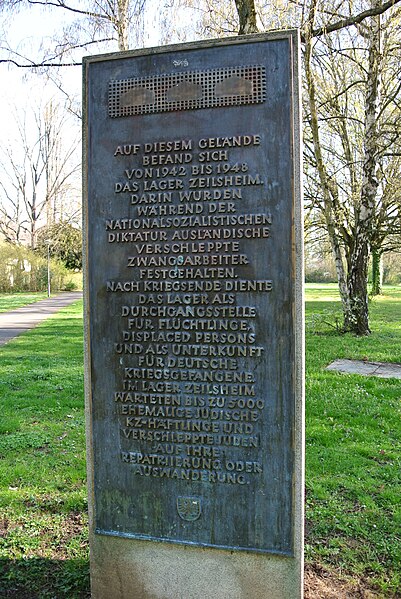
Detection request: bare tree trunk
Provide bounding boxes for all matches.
[345,1,382,334]
[346,240,371,333]
[371,247,383,295]
[31,191,37,249]
[117,0,130,51]
[234,0,258,34]
[304,0,384,335]
[304,2,351,323]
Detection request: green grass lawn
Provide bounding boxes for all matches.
[0,301,89,598]
[0,293,48,313]
[0,287,400,597]
[305,285,401,595]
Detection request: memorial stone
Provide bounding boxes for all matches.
[84,30,304,598]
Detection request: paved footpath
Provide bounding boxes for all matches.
[0,292,83,346]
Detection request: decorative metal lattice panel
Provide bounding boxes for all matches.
[108,65,266,117]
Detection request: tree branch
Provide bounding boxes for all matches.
[26,0,108,21]
[0,38,115,67]
[309,0,401,40]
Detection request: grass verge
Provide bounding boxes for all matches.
[305,285,401,596]
[0,301,88,598]
[0,293,48,313]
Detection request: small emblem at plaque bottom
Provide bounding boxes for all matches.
[176,496,202,521]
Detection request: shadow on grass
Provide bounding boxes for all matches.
[0,557,90,599]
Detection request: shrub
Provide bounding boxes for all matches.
[0,243,68,293]
[305,267,337,283]
[36,223,82,270]
[63,280,78,291]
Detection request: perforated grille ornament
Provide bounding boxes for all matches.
[108,65,266,117]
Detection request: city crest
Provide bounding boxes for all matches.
[176,496,202,522]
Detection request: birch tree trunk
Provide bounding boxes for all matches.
[304,1,351,323]
[117,0,130,51]
[304,0,384,334]
[345,1,382,334]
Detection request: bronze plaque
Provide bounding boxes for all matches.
[84,33,302,555]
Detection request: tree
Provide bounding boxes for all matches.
[303,0,401,333]
[230,0,401,334]
[0,135,30,245]
[370,155,401,294]
[0,0,147,67]
[0,100,80,248]
[36,221,82,270]
[235,0,258,33]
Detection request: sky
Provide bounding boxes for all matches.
[0,5,78,137]
[0,4,87,233]
[0,1,168,139]
[0,0,201,142]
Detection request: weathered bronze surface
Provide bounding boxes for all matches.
[108,65,266,117]
[85,35,299,555]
